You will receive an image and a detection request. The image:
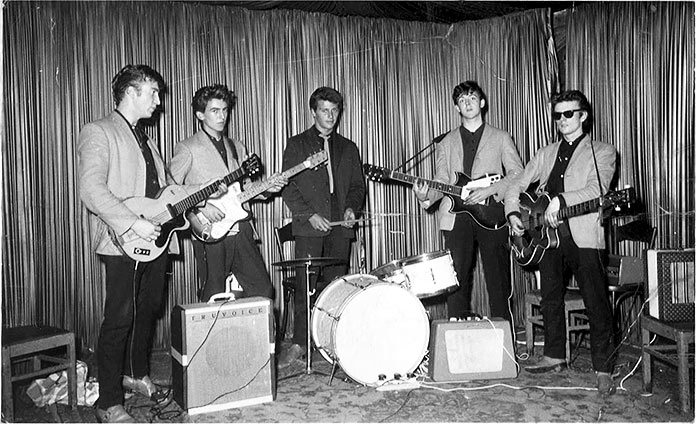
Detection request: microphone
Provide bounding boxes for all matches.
[393,131,448,172]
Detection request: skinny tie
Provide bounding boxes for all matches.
[320,133,334,194]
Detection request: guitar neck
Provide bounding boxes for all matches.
[238,162,308,203]
[558,197,603,220]
[172,167,247,216]
[388,170,462,197]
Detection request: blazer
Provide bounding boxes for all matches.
[78,111,178,256]
[421,124,523,231]
[281,126,365,238]
[504,134,617,249]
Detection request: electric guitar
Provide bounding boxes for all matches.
[363,164,506,230]
[112,154,261,261]
[509,187,636,266]
[189,151,328,242]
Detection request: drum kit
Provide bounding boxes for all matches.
[273,249,459,386]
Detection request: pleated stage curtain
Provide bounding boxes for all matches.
[2,1,555,351]
[564,1,694,254]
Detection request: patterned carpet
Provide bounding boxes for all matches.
[10,342,694,423]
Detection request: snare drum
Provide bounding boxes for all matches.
[371,250,459,298]
[311,274,429,386]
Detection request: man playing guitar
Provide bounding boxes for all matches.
[413,81,523,324]
[169,84,287,302]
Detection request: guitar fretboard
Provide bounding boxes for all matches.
[388,171,463,196]
[239,161,310,203]
[172,167,247,216]
[558,197,603,220]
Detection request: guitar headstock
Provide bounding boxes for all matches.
[604,187,637,211]
[305,150,329,168]
[363,164,392,182]
[243,154,262,178]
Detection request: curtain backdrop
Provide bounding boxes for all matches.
[564,1,694,254]
[3,1,554,351]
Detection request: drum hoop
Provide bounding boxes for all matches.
[370,258,402,275]
[400,249,451,267]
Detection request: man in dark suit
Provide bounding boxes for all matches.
[414,81,523,323]
[169,84,286,302]
[78,64,170,422]
[279,87,366,368]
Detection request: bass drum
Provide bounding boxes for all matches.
[311,274,429,386]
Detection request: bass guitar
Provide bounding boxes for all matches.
[363,164,505,230]
[189,151,328,242]
[509,187,636,266]
[112,154,261,261]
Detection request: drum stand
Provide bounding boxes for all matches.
[272,257,345,382]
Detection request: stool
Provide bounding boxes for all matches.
[281,277,296,340]
[525,289,590,364]
[2,326,77,421]
[641,315,694,413]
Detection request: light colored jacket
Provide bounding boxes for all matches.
[504,134,617,249]
[78,111,179,256]
[421,124,523,231]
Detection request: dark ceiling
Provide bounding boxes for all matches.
[199,1,580,24]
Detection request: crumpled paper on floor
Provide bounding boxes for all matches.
[26,360,99,407]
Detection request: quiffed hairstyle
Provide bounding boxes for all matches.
[191,84,237,114]
[111,64,166,106]
[551,90,593,133]
[451,80,489,115]
[309,87,343,112]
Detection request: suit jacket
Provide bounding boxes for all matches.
[421,124,523,231]
[169,130,253,234]
[504,134,617,249]
[281,126,365,238]
[78,111,178,256]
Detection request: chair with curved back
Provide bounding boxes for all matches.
[274,223,296,342]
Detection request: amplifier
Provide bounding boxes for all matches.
[646,249,695,322]
[171,297,275,415]
[429,318,518,382]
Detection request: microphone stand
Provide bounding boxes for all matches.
[393,132,447,172]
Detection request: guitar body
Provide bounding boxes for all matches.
[445,172,506,230]
[187,184,250,242]
[115,185,192,262]
[510,192,560,266]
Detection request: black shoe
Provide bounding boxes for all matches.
[524,356,567,374]
[95,405,133,423]
[277,343,307,369]
[596,372,616,397]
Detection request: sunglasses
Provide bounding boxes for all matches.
[552,109,584,120]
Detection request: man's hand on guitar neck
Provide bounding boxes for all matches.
[131,218,161,243]
[413,179,429,202]
[263,173,288,194]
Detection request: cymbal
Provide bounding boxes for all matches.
[272,257,348,267]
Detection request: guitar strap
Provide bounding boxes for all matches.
[588,137,606,217]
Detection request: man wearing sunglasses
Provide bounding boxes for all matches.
[504,90,617,397]
[413,81,523,324]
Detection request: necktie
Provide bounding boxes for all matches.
[320,133,334,194]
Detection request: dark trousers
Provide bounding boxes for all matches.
[292,231,351,347]
[538,233,614,372]
[97,253,167,409]
[444,214,512,322]
[193,221,274,302]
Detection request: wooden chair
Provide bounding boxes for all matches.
[641,315,694,413]
[2,326,77,422]
[274,223,296,341]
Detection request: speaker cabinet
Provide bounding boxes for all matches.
[171,297,276,415]
[429,318,518,382]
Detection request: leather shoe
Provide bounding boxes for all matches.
[596,372,616,397]
[524,356,567,374]
[277,343,306,369]
[122,375,157,398]
[95,404,133,423]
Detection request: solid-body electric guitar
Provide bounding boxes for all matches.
[509,187,636,266]
[189,151,328,242]
[363,164,505,230]
[112,155,261,261]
